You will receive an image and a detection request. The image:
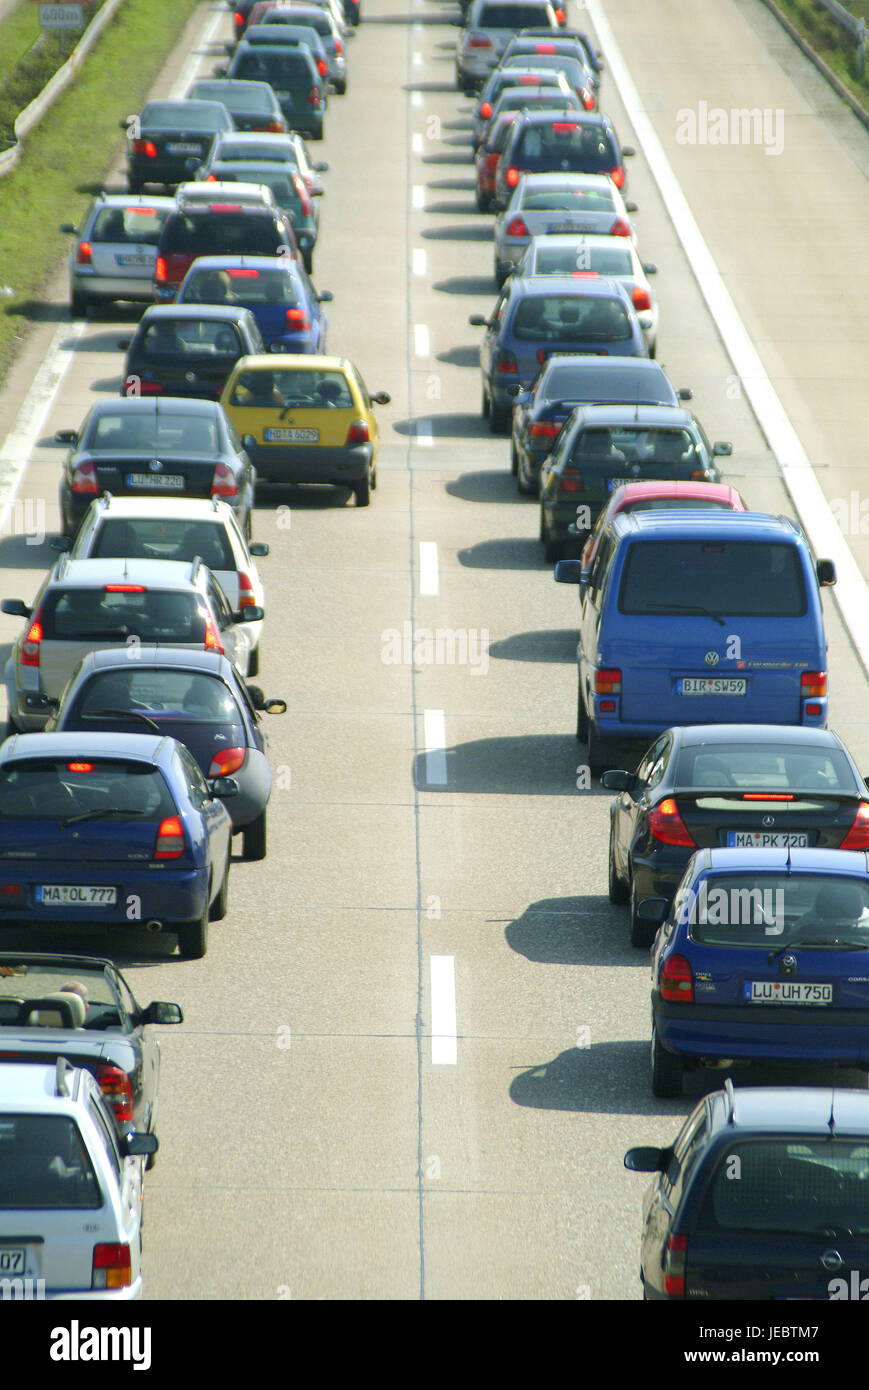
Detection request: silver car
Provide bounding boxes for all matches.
[515,232,660,354]
[482,83,581,150]
[494,172,638,286]
[0,1060,156,1300]
[472,66,568,147]
[456,0,560,92]
[60,194,175,318]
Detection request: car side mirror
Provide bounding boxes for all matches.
[264,698,287,714]
[510,387,529,402]
[816,558,837,587]
[468,314,489,327]
[60,223,77,235]
[625,200,638,213]
[712,441,732,456]
[211,775,239,798]
[318,290,333,302]
[54,429,77,445]
[622,146,636,157]
[553,560,583,584]
[600,769,638,792]
[235,605,265,622]
[636,896,669,924]
[643,262,658,275]
[51,536,72,552]
[311,186,324,197]
[214,65,228,77]
[140,1001,183,1025]
[1,599,31,619]
[120,1131,159,1158]
[624,1145,670,1173]
[242,434,257,449]
[677,388,692,401]
[371,391,391,405]
[313,161,329,172]
[249,541,269,557]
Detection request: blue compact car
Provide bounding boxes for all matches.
[644,847,869,1097]
[0,732,236,959]
[469,275,648,432]
[176,254,330,353]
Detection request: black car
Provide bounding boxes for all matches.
[602,724,869,946]
[0,952,182,1154]
[186,78,288,133]
[626,1081,869,1299]
[120,304,266,402]
[511,356,692,496]
[46,648,286,861]
[494,109,634,209]
[126,101,234,192]
[56,397,257,539]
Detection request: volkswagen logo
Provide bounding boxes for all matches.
[185,370,196,383]
[821,1249,843,1272]
[780,954,797,976]
[762,816,775,828]
[704,651,719,666]
[148,458,162,473]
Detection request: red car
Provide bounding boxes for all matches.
[153,199,299,302]
[580,481,747,572]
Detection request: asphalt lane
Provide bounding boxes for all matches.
[0,0,868,1300]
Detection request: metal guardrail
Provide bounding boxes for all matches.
[814,0,867,74]
[0,0,127,179]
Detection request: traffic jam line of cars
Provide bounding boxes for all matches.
[0,0,380,1300]
[456,0,869,1299]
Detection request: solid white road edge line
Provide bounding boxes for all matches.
[430,955,457,1065]
[0,320,85,527]
[170,7,226,99]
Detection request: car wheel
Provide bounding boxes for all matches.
[370,464,377,491]
[247,644,260,679]
[576,678,588,743]
[651,1022,683,1098]
[517,464,535,496]
[354,472,371,507]
[209,861,229,922]
[629,878,656,948]
[586,721,610,779]
[145,1147,156,1173]
[495,265,508,289]
[510,439,519,476]
[303,250,314,274]
[608,827,629,905]
[176,905,209,960]
[648,342,657,359]
[544,529,562,562]
[481,385,490,420]
[242,809,267,861]
[489,400,509,434]
[70,292,89,319]
[336,78,347,95]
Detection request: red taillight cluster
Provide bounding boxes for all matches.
[292,173,312,216]
[346,420,370,445]
[529,421,559,439]
[307,87,321,108]
[505,166,520,188]
[480,101,493,119]
[595,667,621,693]
[495,349,518,375]
[208,747,246,778]
[71,460,99,496]
[285,307,311,331]
[632,288,651,311]
[664,1235,687,1297]
[467,32,492,48]
[95,1063,133,1124]
[211,462,237,499]
[154,816,185,859]
[236,572,256,609]
[801,670,826,716]
[76,241,93,266]
[558,468,584,494]
[648,798,695,847]
[267,119,285,133]
[203,612,224,655]
[132,140,157,159]
[609,165,625,189]
[506,217,529,237]
[154,256,168,284]
[610,218,630,237]
[317,59,328,77]
[841,802,869,850]
[581,89,594,110]
[93,1243,132,1291]
[21,614,43,668]
[660,954,694,1003]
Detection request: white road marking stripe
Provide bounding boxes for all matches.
[412,184,425,209]
[411,91,422,107]
[419,541,439,595]
[588,0,869,673]
[170,7,226,99]
[430,955,457,1065]
[416,420,433,448]
[412,247,427,277]
[0,320,85,522]
[412,132,424,155]
[414,323,430,357]
[423,708,447,784]
[412,51,423,67]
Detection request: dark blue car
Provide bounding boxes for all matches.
[176,254,330,353]
[0,732,236,959]
[644,847,869,1097]
[469,275,647,433]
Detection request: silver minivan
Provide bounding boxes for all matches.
[456,0,560,92]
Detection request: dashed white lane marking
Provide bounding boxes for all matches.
[412,50,423,67]
[0,320,85,526]
[412,132,424,155]
[412,184,425,209]
[412,248,427,276]
[423,709,447,785]
[416,420,433,448]
[419,541,439,595]
[430,956,457,1066]
[414,324,430,357]
[411,91,422,107]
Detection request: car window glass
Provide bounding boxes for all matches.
[636,734,668,786]
[664,1107,707,1208]
[695,1139,869,1235]
[689,872,869,947]
[87,1098,121,1180]
[40,589,204,644]
[0,758,176,820]
[513,295,632,344]
[140,319,242,358]
[142,102,228,132]
[207,576,234,627]
[176,745,210,809]
[674,744,854,792]
[91,206,168,246]
[92,519,234,570]
[0,1115,101,1209]
[76,669,240,725]
[618,541,807,618]
[88,411,219,453]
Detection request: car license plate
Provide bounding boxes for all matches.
[607,477,636,491]
[166,142,201,154]
[274,90,290,100]
[677,677,747,696]
[126,473,185,490]
[36,886,118,906]
[264,428,319,442]
[747,981,832,1005]
[0,1248,26,1275]
[727,831,810,849]
[547,221,593,233]
[116,254,150,267]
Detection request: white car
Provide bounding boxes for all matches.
[59,496,268,675]
[0,1059,156,1299]
[514,232,659,355]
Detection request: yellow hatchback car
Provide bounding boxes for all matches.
[221,354,390,506]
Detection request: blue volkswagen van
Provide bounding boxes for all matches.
[555,511,837,776]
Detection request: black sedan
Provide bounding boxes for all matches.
[186,78,288,133]
[603,724,869,946]
[125,100,234,192]
[119,303,266,403]
[0,952,182,1157]
[56,396,257,539]
[45,646,286,861]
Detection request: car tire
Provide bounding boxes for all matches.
[495,265,508,289]
[247,642,260,678]
[481,384,490,420]
[544,530,562,562]
[651,1022,683,1098]
[608,828,629,905]
[370,464,377,491]
[517,465,535,496]
[303,251,314,274]
[586,721,610,779]
[336,78,347,95]
[510,439,519,476]
[476,190,493,213]
[209,861,229,922]
[576,679,588,743]
[629,878,657,948]
[177,905,209,960]
[70,292,89,319]
[490,400,509,434]
[354,472,371,507]
[242,810,267,861]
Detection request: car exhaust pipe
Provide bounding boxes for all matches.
[144,920,163,933]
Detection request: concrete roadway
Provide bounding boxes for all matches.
[0,0,867,1299]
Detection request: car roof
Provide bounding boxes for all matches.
[611,509,800,542]
[92,496,235,520]
[0,1061,85,1106]
[183,253,299,274]
[510,274,629,299]
[79,646,234,677]
[139,304,256,325]
[142,100,230,119]
[519,171,614,188]
[1,732,174,764]
[709,1085,869,1136]
[89,194,176,211]
[529,232,637,249]
[190,78,273,93]
[513,108,610,127]
[570,405,690,427]
[543,354,664,374]
[696,847,869,874]
[232,353,351,372]
[88,396,221,418]
[674,723,842,749]
[50,557,204,588]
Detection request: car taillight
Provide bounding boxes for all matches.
[649,797,695,847]
[234,10,244,28]
[93,1244,132,1291]
[611,217,630,237]
[154,256,167,283]
[468,32,491,48]
[317,59,328,76]
[307,87,321,108]
[660,954,694,1003]
[104,585,145,593]
[484,151,499,171]
[20,612,43,668]
[506,217,529,236]
[154,816,185,859]
[841,802,869,850]
[71,459,99,496]
[237,571,256,608]
[801,671,827,698]
[554,6,566,21]
[495,349,518,374]
[632,288,651,311]
[211,462,238,499]
[334,38,343,55]
[558,468,583,493]
[346,420,370,445]
[581,88,594,110]
[286,307,311,330]
[208,746,246,778]
[267,119,284,133]
[138,380,164,394]
[95,1064,133,1124]
[529,421,559,438]
[76,241,92,266]
[505,166,520,187]
[292,173,312,215]
[534,42,556,52]
[480,101,493,119]
[609,165,625,189]
[132,140,157,158]
[203,611,224,654]
[595,667,621,694]
[664,1235,687,1297]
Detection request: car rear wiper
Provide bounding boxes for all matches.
[767,936,869,960]
[59,808,151,828]
[82,708,161,733]
[644,602,726,627]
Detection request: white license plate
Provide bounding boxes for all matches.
[607,477,636,491]
[677,677,747,696]
[166,143,201,154]
[36,885,118,906]
[116,254,150,267]
[727,831,810,848]
[126,473,185,490]
[274,91,290,100]
[747,981,832,1005]
[547,222,594,233]
[0,1249,26,1275]
[264,428,319,442]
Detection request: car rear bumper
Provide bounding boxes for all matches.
[654,997,869,1064]
[0,866,211,926]
[248,442,371,484]
[69,271,155,303]
[48,1277,143,1300]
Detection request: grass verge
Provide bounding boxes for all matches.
[0,0,203,385]
[0,3,42,93]
[772,0,869,104]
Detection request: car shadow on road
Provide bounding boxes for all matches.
[403,80,461,93]
[434,275,495,295]
[427,177,477,191]
[255,482,355,509]
[509,1043,676,1116]
[3,302,73,325]
[392,412,489,439]
[421,151,474,164]
[0,534,61,570]
[414,732,596,795]
[59,331,132,354]
[505,895,636,967]
[421,224,492,242]
[488,628,576,659]
[457,539,546,570]
[446,471,529,503]
[424,198,480,215]
[436,345,479,367]
[0,923,179,968]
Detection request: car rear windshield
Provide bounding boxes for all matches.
[233,50,315,82]
[76,670,241,725]
[673,743,855,792]
[696,1139,869,1234]
[496,92,578,116]
[91,206,168,245]
[229,368,353,407]
[266,11,331,35]
[540,363,673,404]
[569,427,698,466]
[214,138,295,163]
[513,121,617,172]
[492,70,559,95]
[161,211,286,256]
[91,518,236,570]
[618,540,807,617]
[142,103,227,132]
[512,294,632,342]
[0,1116,100,1209]
[86,411,220,453]
[211,167,304,214]
[685,871,869,942]
[521,187,614,211]
[185,264,301,308]
[533,245,633,276]
[0,759,176,821]
[192,84,274,115]
[478,4,552,27]
[39,589,209,644]
[138,319,243,358]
